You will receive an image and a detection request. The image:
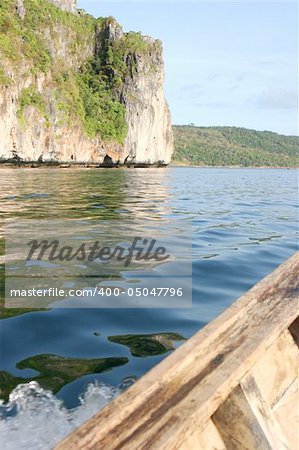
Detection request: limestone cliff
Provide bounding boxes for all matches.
[49,0,77,14]
[0,0,173,165]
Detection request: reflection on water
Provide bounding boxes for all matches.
[0,354,128,403]
[0,332,185,402]
[108,332,186,357]
[0,168,172,221]
[0,167,298,412]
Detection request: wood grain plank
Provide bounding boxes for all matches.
[213,375,291,449]
[213,384,274,450]
[179,420,226,450]
[250,329,299,407]
[240,375,290,449]
[273,379,299,450]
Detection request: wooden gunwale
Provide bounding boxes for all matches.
[56,252,299,450]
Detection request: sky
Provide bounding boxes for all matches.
[77,1,298,135]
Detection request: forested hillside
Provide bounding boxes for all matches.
[173,126,298,167]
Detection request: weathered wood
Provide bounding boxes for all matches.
[239,376,290,449]
[179,420,226,450]
[250,329,299,407]
[55,252,299,450]
[273,379,299,450]
[213,381,280,450]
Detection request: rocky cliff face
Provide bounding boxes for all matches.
[16,0,78,19]
[49,0,77,14]
[98,24,173,165]
[0,0,173,165]
[121,37,173,165]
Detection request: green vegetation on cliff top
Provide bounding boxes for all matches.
[0,0,156,143]
[0,0,95,70]
[173,126,298,167]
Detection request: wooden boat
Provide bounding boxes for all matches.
[56,252,299,450]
